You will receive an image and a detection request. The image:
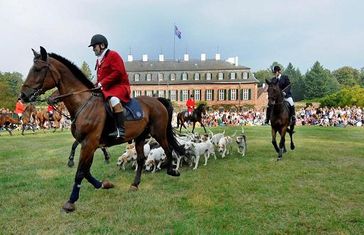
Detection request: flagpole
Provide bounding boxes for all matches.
[173,24,176,60]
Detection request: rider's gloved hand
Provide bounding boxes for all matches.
[96,82,102,90]
[282,91,286,97]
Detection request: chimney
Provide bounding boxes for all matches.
[235,56,239,66]
[201,53,206,61]
[215,53,221,60]
[184,54,189,61]
[127,54,133,62]
[159,54,164,62]
[142,54,148,62]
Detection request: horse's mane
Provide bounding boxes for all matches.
[196,103,206,111]
[49,53,95,89]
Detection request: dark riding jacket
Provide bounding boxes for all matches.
[271,75,292,98]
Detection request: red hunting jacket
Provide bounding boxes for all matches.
[186,98,195,113]
[96,49,131,103]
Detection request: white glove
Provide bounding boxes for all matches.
[96,82,102,90]
[282,91,286,96]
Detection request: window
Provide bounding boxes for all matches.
[218,72,224,80]
[242,89,249,100]
[206,89,213,101]
[194,90,201,101]
[170,73,176,81]
[182,90,189,101]
[170,90,177,101]
[182,73,188,81]
[158,90,165,98]
[134,73,140,82]
[134,90,141,97]
[230,72,236,80]
[218,89,225,100]
[242,72,248,80]
[146,73,152,81]
[146,90,153,97]
[158,73,164,81]
[230,89,237,100]
[194,73,200,80]
[206,72,212,80]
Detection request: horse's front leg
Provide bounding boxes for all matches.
[271,129,279,153]
[278,129,287,161]
[192,122,196,133]
[130,139,146,191]
[200,121,207,133]
[63,143,113,213]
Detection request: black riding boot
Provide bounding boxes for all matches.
[289,105,296,125]
[109,111,125,139]
[265,106,272,124]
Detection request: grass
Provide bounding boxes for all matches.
[0,126,363,234]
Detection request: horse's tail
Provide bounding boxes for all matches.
[157,97,185,156]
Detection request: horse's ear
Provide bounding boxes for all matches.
[265,79,271,85]
[32,48,40,58]
[40,46,48,61]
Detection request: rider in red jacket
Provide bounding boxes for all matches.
[89,34,131,139]
[186,94,196,117]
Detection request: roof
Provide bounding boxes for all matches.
[125,59,250,72]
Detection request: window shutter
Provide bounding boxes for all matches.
[240,89,243,100]
[248,89,251,100]
[212,90,214,101]
[228,89,231,100]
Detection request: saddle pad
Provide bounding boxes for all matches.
[123,98,143,121]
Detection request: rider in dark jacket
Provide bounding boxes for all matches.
[265,66,296,125]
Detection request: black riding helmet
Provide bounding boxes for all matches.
[88,34,108,48]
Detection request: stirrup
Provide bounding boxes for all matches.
[109,128,124,138]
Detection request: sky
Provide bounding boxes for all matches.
[1,0,363,78]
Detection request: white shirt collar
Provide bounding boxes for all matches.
[277,74,281,79]
[97,49,108,65]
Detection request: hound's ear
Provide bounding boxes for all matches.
[32,48,40,57]
[265,79,271,85]
[40,46,48,61]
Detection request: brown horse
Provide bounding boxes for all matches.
[36,104,64,132]
[176,103,207,133]
[20,46,184,212]
[266,79,295,160]
[0,113,20,136]
[21,104,37,135]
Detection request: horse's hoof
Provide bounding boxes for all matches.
[277,157,282,161]
[101,180,114,189]
[167,169,180,177]
[291,145,295,150]
[129,185,139,192]
[67,161,74,168]
[62,201,75,213]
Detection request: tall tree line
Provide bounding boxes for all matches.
[254,62,364,102]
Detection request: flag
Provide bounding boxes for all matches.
[175,25,182,39]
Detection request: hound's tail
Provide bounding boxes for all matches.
[157,98,185,156]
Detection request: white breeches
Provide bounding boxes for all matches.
[284,97,294,106]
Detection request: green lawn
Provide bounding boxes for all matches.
[0,126,363,234]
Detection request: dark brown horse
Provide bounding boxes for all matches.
[21,104,37,135]
[20,47,184,212]
[266,79,295,160]
[176,103,207,133]
[0,113,19,136]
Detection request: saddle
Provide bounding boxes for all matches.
[105,98,143,121]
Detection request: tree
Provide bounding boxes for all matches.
[254,69,272,86]
[80,61,94,81]
[333,66,360,87]
[304,61,339,99]
[283,63,305,101]
[0,72,23,109]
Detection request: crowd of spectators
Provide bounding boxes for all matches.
[196,105,364,128]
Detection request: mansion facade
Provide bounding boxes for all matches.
[125,54,267,111]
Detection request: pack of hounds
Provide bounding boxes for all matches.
[116,128,247,172]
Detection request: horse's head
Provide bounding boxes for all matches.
[20,47,59,103]
[197,103,207,115]
[266,79,284,106]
